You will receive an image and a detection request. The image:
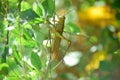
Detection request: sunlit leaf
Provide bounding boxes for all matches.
[7,76,20,80]
[64,51,82,67]
[114,49,120,54]
[29,18,45,25]
[21,1,31,11]
[9,0,18,3]
[24,40,36,48]
[85,51,106,71]
[33,2,42,16]
[89,36,98,44]
[6,57,22,79]
[12,45,22,66]
[23,28,35,40]
[30,52,42,70]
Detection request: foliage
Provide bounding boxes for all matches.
[0,0,120,80]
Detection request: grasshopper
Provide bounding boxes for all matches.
[51,14,71,61]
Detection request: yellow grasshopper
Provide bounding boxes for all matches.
[51,11,71,61]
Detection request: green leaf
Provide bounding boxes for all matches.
[111,0,120,9]
[115,50,120,54]
[114,49,120,54]
[12,45,22,67]
[30,52,42,70]
[0,63,9,75]
[0,75,4,80]
[66,22,80,34]
[9,0,18,3]
[34,25,48,43]
[116,12,120,20]
[2,45,9,63]
[20,8,39,21]
[29,18,45,26]
[0,43,4,55]
[24,40,36,48]
[21,1,31,11]
[42,0,54,17]
[7,57,22,77]
[89,36,97,44]
[23,28,35,40]
[100,61,114,71]
[33,2,42,16]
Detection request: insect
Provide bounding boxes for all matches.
[51,13,71,61]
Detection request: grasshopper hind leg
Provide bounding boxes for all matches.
[57,32,71,60]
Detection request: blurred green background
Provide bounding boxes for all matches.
[0,0,120,80]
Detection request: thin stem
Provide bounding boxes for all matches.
[1,0,9,63]
[18,0,28,79]
[44,28,52,80]
[44,0,56,79]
